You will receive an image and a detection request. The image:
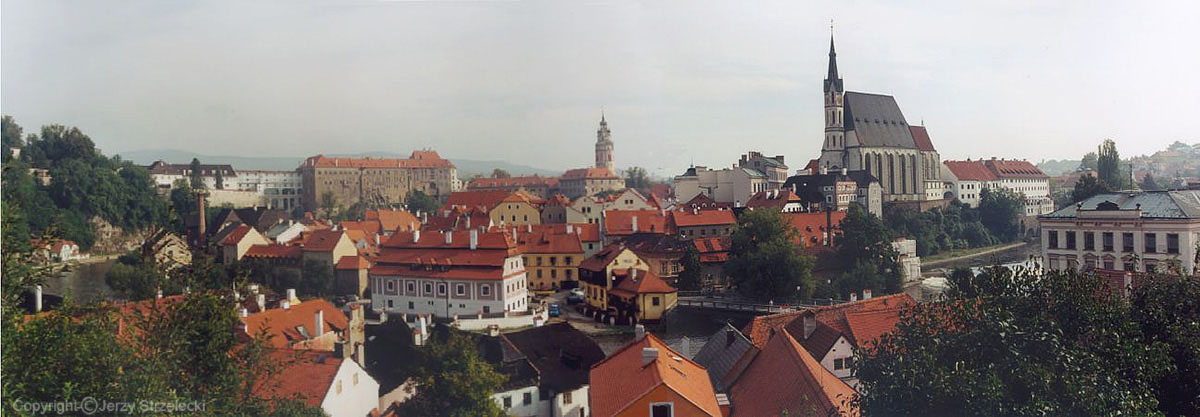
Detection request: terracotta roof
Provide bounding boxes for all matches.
[742,293,915,348]
[670,209,737,228]
[302,229,347,252]
[681,193,733,211]
[364,209,419,233]
[943,160,998,181]
[610,268,676,296]
[371,230,519,280]
[745,190,804,210]
[843,308,905,351]
[241,299,349,350]
[589,333,722,417]
[244,244,303,259]
[302,151,453,169]
[605,209,669,235]
[219,224,253,246]
[341,221,382,237]
[255,349,342,407]
[783,317,844,360]
[909,125,937,152]
[561,167,619,180]
[728,331,858,417]
[783,211,846,248]
[983,158,1049,179]
[578,244,629,272]
[335,255,372,270]
[517,229,584,254]
[444,190,515,211]
[423,206,492,232]
[539,223,601,243]
[693,237,729,253]
[468,175,559,190]
[500,190,545,205]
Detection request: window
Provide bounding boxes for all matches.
[1124,262,1135,271]
[1066,232,1076,250]
[387,280,396,292]
[1104,260,1114,270]
[834,358,845,369]
[652,296,660,306]
[651,403,673,417]
[1103,233,1114,252]
[387,300,394,308]
[503,396,512,408]
[565,256,573,264]
[1047,231,1059,249]
[482,285,490,296]
[336,380,342,394]
[406,282,414,293]
[1145,233,1157,253]
[353,373,359,386]
[424,283,433,293]
[1122,233,1134,253]
[1167,233,1180,254]
[408,301,414,309]
[483,306,490,314]
[563,390,572,404]
[1084,232,1095,250]
[437,284,447,295]
[456,284,466,296]
[523,392,532,405]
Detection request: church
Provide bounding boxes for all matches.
[816,35,943,202]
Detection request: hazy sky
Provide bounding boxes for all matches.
[3,1,1198,177]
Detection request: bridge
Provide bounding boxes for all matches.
[675,295,845,315]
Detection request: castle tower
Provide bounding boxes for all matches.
[822,34,846,168]
[595,112,614,170]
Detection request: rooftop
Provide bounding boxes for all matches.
[589,333,722,417]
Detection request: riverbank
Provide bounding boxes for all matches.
[923,242,1031,269]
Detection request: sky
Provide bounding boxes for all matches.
[3,0,1199,178]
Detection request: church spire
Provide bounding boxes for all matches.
[824,31,843,93]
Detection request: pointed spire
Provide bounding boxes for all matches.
[600,108,606,125]
[824,23,843,93]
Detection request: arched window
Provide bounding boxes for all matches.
[900,156,908,194]
[887,154,896,194]
[864,154,872,173]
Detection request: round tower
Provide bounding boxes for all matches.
[595,113,614,170]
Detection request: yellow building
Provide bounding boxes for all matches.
[489,191,543,226]
[580,244,668,324]
[607,268,677,323]
[517,229,585,290]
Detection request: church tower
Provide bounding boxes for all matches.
[595,112,614,170]
[822,34,846,169]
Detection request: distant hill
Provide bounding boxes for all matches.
[1037,159,1081,177]
[115,149,563,178]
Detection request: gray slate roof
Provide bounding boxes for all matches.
[1041,190,1200,219]
[692,323,757,392]
[844,91,917,149]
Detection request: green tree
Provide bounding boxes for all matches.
[837,205,903,297]
[491,168,511,178]
[2,115,24,161]
[856,267,1170,416]
[406,189,439,215]
[977,187,1023,241]
[300,259,335,297]
[623,166,652,190]
[676,244,703,291]
[1072,174,1113,203]
[1140,173,1164,191]
[1130,273,1200,416]
[724,209,814,301]
[215,168,225,190]
[1097,139,1127,189]
[319,191,339,219]
[1078,151,1098,171]
[402,328,507,417]
[189,158,205,190]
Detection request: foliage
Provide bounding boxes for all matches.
[832,205,903,296]
[623,166,652,190]
[1097,139,1129,190]
[1139,173,1164,191]
[319,191,339,219]
[406,189,440,215]
[977,187,1024,241]
[189,157,205,190]
[724,209,814,301]
[1078,151,1098,171]
[105,253,184,301]
[401,327,507,417]
[676,244,703,291]
[1130,274,1200,416]
[490,168,511,178]
[1072,174,1113,203]
[300,259,335,297]
[2,115,24,160]
[215,168,225,190]
[856,267,1171,416]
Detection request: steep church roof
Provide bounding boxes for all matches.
[843,92,917,149]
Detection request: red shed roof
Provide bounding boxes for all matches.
[589,333,721,417]
[943,160,997,181]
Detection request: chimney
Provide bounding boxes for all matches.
[466,215,471,229]
[527,223,532,233]
[281,300,291,310]
[642,347,659,366]
[469,229,478,250]
[412,229,421,243]
[566,224,574,234]
[239,307,249,317]
[256,294,265,311]
[850,292,858,302]
[488,324,500,337]
[863,288,873,299]
[632,216,639,233]
[841,167,848,175]
[314,310,325,336]
[356,343,365,367]
[418,315,428,340]
[825,208,833,246]
[635,324,646,340]
[512,227,518,241]
[196,191,207,245]
[287,288,298,304]
[445,231,453,245]
[803,312,816,339]
[155,289,163,300]
[820,166,829,175]
[374,233,380,246]
[33,285,42,313]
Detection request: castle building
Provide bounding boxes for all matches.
[816,35,942,202]
[595,113,614,170]
[560,115,623,198]
[298,151,457,212]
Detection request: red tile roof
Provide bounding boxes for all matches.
[241,299,349,350]
[681,193,732,211]
[302,229,347,252]
[302,151,453,169]
[745,190,804,210]
[335,255,372,270]
[605,209,669,235]
[468,175,559,189]
[516,229,584,254]
[255,349,342,407]
[244,244,303,259]
[784,211,846,248]
[423,206,492,232]
[341,220,382,237]
[444,190,515,211]
[220,224,253,246]
[364,209,419,233]
[843,308,904,351]
[578,244,631,272]
[742,293,915,348]
[589,333,721,417]
[609,268,676,297]
[983,158,1049,179]
[670,209,736,228]
[561,167,620,180]
[909,125,937,152]
[372,230,519,281]
[943,160,998,181]
[729,331,858,417]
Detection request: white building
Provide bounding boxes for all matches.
[1040,190,1200,274]
[484,323,605,417]
[942,158,1054,216]
[235,170,304,210]
[369,229,529,318]
[673,165,770,207]
[265,351,380,417]
[146,161,303,210]
[891,238,922,282]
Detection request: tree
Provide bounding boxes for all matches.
[977,187,1023,241]
[319,191,338,219]
[724,209,814,301]
[1130,273,1200,416]
[406,190,439,215]
[299,259,335,297]
[837,205,903,297]
[1078,151,1098,171]
[1072,174,1113,203]
[401,327,507,417]
[2,115,24,161]
[1097,139,1127,189]
[491,168,511,178]
[624,166,652,190]
[190,158,205,190]
[215,168,225,190]
[1140,173,1164,191]
[856,267,1170,416]
[677,244,703,291]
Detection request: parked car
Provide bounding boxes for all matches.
[566,293,584,305]
[548,303,561,317]
[570,288,584,297]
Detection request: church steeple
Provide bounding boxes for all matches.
[824,34,843,93]
[821,27,847,167]
[595,111,614,170]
